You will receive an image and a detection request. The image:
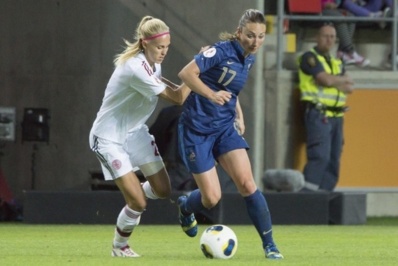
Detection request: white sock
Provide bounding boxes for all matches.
[142,181,159,200]
[113,205,142,248]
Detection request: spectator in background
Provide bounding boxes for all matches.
[342,0,392,28]
[297,24,354,192]
[342,0,394,63]
[322,0,370,66]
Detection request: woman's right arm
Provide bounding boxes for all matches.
[178,60,232,106]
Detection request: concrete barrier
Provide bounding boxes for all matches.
[23,191,366,225]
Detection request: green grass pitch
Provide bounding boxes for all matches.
[0,217,397,266]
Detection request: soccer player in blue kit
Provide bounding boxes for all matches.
[176,9,283,259]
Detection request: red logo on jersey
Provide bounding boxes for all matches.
[112,159,122,170]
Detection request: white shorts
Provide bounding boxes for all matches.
[90,125,163,180]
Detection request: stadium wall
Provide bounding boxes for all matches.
[293,88,398,188]
[22,190,367,225]
[0,0,259,200]
[0,0,397,217]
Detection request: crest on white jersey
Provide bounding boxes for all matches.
[203,47,216,58]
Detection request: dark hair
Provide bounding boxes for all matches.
[318,22,336,34]
[322,21,335,27]
[238,9,266,29]
[220,9,266,41]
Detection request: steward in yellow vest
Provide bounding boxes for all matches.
[298,48,347,117]
[297,24,354,192]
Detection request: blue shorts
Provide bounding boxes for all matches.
[178,123,249,174]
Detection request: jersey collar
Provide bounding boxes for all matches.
[231,40,248,62]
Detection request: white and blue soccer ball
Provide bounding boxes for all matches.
[199,224,238,259]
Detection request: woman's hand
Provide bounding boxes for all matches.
[234,117,245,135]
[210,90,232,105]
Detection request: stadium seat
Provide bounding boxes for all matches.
[288,0,321,14]
[287,0,323,52]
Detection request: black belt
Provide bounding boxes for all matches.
[304,101,348,113]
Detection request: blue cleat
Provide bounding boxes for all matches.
[264,243,284,259]
[177,195,198,237]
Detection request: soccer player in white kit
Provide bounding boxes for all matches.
[89,16,190,257]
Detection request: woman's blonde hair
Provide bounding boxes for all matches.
[219,9,266,41]
[114,16,169,66]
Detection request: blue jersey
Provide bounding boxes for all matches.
[181,40,255,134]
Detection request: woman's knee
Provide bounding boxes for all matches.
[202,194,221,209]
[153,185,171,198]
[235,179,257,195]
[126,197,147,212]
[145,166,172,198]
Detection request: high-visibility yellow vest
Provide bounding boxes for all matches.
[298,48,346,117]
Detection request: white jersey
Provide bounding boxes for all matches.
[91,52,166,143]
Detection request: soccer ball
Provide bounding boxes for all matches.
[199,224,238,259]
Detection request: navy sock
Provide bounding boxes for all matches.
[182,189,205,214]
[244,190,274,249]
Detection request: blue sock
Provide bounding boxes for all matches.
[244,190,274,249]
[181,189,205,214]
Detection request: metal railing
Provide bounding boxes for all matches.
[276,0,398,71]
